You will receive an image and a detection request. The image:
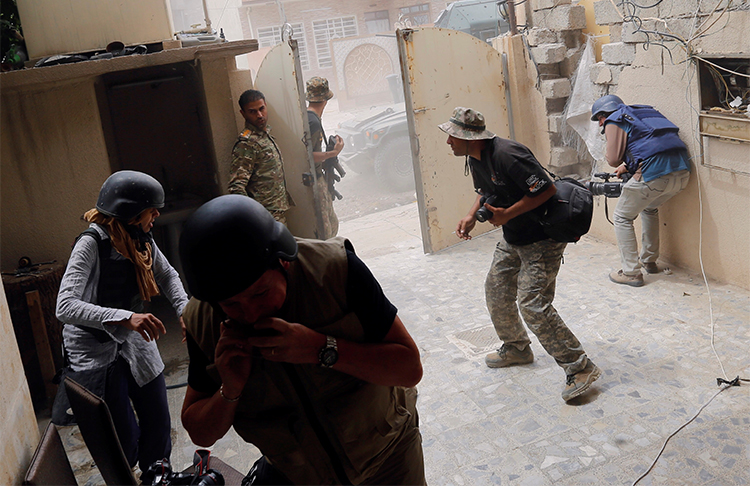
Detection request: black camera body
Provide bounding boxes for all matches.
[142,458,224,486]
[585,172,631,198]
[475,194,499,223]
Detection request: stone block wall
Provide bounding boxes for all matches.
[521,0,746,177]
[523,0,589,176]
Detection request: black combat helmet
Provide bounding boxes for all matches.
[591,94,624,121]
[179,195,298,302]
[96,170,165,221]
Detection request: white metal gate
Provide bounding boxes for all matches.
[397,27,511,253]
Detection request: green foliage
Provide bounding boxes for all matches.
[0,0,22,29]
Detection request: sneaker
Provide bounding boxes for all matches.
[562,361,602,402]
[641,262,660,274]
[485,344,534,368]
[609,269,644,287]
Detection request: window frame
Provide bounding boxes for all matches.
[311,15,359,69]
[256,22,310,70]
[399,3,431,26]
[364,10,391,34]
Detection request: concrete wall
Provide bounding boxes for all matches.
[1,284,40,485]
[1,80,111,271]
[585,3,750,289]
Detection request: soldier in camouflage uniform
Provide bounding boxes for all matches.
[228,89,293,224]
[306,76,340,239]
[439,107,601,402]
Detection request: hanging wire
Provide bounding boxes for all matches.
[696,56,750,79]
[215,0,232,31]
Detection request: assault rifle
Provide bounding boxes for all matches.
[323,135,346,200]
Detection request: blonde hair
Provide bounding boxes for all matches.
[83,208,160,302]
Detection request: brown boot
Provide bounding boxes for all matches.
[562,361,602,402]
[485,344,534,368]
[609,269,644,287]
[641,262,660,274]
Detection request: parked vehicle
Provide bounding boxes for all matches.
[337,102,414,192]
[434,0,511,42]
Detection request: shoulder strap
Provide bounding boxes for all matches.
[77,227,100,243]
[77,227,111,259]
[308,110,328,143]
[69,227,115,346]
[539,164,559,181]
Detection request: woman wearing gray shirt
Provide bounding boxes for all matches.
[56,171,188,472]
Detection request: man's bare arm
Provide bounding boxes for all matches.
[247,315,423,388]
[181,385,239,447]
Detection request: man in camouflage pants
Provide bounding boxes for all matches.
[306,76,340,239]
[440,107,601,402]
[228,89,293,224]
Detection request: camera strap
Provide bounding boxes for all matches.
[603,197,614,226]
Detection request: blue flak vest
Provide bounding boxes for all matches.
[606,104,687,174]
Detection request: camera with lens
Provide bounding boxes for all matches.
[142,457,224,486]
[584,172,631,198]
[475,194,500,223]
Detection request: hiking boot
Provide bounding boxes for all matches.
[562,361,602,402]
[641,262,660,274]
[609,269,644,287]
[485,344,534,368]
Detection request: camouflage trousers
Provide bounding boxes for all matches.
[315,176,339,239]
[485,238,588,376]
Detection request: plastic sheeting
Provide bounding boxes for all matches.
[564,37,607,174]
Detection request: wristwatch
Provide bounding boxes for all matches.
[318,335,338,368]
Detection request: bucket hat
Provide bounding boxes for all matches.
[306,76,334,102]
[438,107,495,140]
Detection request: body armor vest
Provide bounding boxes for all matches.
[80,228,145,312]
[606,104,686,173]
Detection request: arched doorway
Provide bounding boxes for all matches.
[343,44,394,105]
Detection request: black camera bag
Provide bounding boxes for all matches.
[538,175,593,243]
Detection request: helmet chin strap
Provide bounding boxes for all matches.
[125,223,151,250]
